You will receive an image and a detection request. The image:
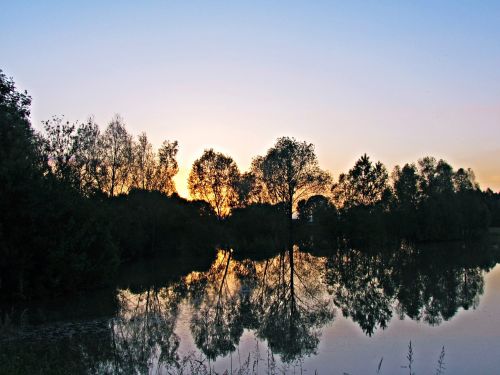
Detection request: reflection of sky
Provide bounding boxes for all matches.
[172,264,500,374]
[2,1,500,196]
[311,264,500,375]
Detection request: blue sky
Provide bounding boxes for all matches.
[1,1,499,195]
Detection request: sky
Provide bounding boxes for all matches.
[1,1,499,197]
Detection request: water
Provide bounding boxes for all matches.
[1,241,499,374]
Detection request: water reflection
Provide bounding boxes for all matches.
[325,248,393,336]
[1,240,498,373]
[187,251,246,360]
[176,248,334,362]
[107,286,182,373]
[324,243,488,335]
[249,249,334,362]
[106,241,495,369]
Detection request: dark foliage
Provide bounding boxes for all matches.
[108,190,219,261]
[1,70,498,302]
[227,203,288,259]
[0,71,116,300]
[0,71,216,301]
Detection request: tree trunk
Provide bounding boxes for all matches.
[287,198,293,251]
[110,165,116,197]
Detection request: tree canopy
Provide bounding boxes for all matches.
[188,149,240,218]
[1,68,498,302]
[332,153,390,209]
[253,137,331,219]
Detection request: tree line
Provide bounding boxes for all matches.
[1,69,499,301]
[189,139,498,249]
[0,71,218,301]
[41,115,179,197]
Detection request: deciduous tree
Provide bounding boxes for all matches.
[101,115,133,196]
[188,149,240,218]
[72,117,107,195]
[255,137,331,220]
[332,154,389,208]
[152,140,178,195]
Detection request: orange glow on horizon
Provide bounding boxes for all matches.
[173,167,191,199]
[173,155,500,201]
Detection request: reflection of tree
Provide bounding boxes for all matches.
[392,244,486,326]
[325,248,393,336]
[98,286,182,374]
[83,241,492,373]
[187,250,245,360]
[458,268,484,310]
[185,248,335,363]
[324,242,490,335]
[254,248,335,363]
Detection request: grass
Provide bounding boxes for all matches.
[341,341,446,375]
[0,337,447,375]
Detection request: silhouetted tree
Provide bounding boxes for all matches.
[247,156,277,204]
[72,117,107,195]
[332,154,390,209]
[152,140,178,195]
[101,115,133,196]
[331,154,391,245]
[254,137,331,222]
[483,189,500,226]
[188,149,240,218]
[0,70,43,296]
[1,67,496,304]
[0,71,119,299]
[417,157,454,198]
[414,156,489,240]
[453,167,478,193]
[42,116,78,186]
[390,164,419,238]
[392,164,419,207]
[128,135,179,194]
[132,132,156,190]
[235,171,262,207]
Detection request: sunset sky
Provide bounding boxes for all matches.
[2,1,499,197]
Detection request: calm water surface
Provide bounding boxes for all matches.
[1,241,499,374]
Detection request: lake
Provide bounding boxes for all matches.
[1,240,499,374]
